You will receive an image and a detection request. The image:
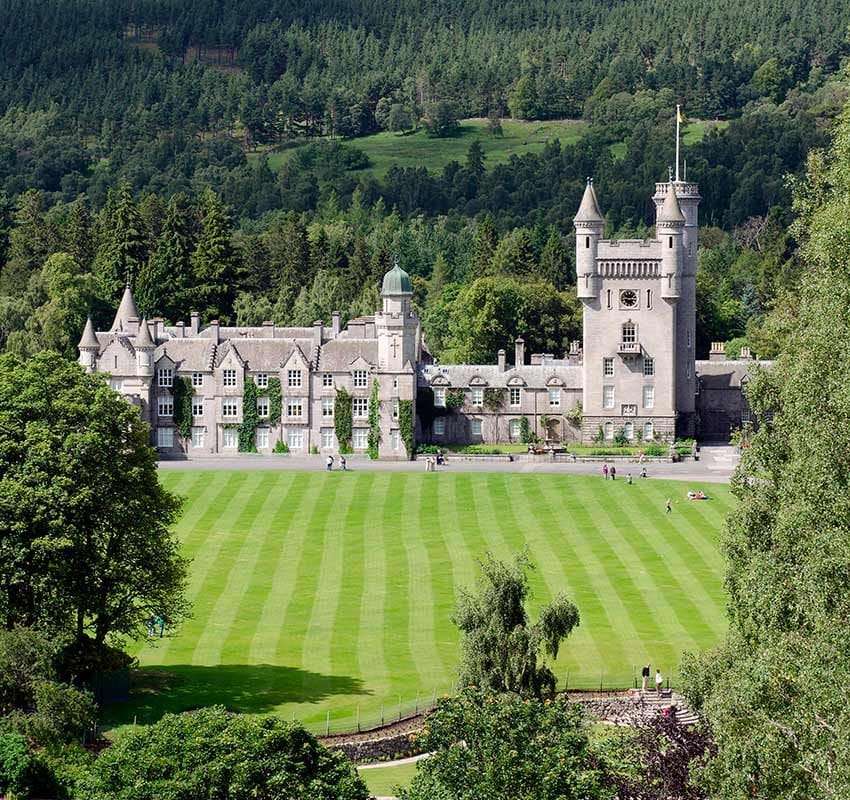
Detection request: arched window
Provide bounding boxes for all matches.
[624,422,634,440]
[643,421,654,440]
[604,422,613,440]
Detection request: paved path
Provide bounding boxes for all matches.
[158,444,738,484]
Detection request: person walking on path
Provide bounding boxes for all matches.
[156,615,165,638]
[147,614,156,638]
[602,463,609,480]
[655,669,664,694]
[610,465,617,480]
[639,451,645,464]
[641,664,650,692]
[665,498,672,513]
[326,455,334,471]
[340,455,347,471]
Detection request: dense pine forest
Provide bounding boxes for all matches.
[0,0,848,361]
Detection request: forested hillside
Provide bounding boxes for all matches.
[0,0,848,362]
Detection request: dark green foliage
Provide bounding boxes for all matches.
[334,386,353,453]
[519,415,531,443]
[398,399,414,459]
[445,389,466,409]
[267,377,282,425]
[367,379,380,459]
[75,706,369,800]
[483,388,505,412]
[399,689,605,800]
[190,189,238,324]
[171,377,193,440]
[93,184,148,301]
[0,733,30,797]
[238,378,259,453]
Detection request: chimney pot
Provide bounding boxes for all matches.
[497,349,506,372]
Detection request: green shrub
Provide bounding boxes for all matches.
[310,445,319,455]
[0,733,31,797]
[613,428,629,446]
[273,440,289,454]
[643,444,666,456]
[519,416,531,444]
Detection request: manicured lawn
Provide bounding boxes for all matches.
[108,471,731,734]
[359,761,420,797]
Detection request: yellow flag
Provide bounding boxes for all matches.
[677,107,684,123]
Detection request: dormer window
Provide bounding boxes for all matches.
[158,367,173,388]
[353,369,368,388]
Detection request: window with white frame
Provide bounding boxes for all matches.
[255,428,269,449]
[222,428,238,449]
[353,370,368,388]
[321,428,335,448]
[157,396,173,417]
[156,427,173,448]
[288,369,302,388]
[391,430,400,451]
[353,397,368,418]
[257,396,270,417]
[603,357,614,377]
[624,421,634,440]
[643,385,655,409]
[192,398,204,417]
[191,426,206,448]
[509,387,521,407]
[471,387,484,406]
[509,418,521,439]
[643,357,655,376]
[434,388,446,407]
[287,428,304,449]
[604,422,613,440]
[471,419,482,437]
[223,369,237,387]
[255,373,268,388]
[321,397,334,417]
[353,428,369,448]
[643,421,654,440]
[548,388,561,407]
[157,367,173,388]
[222,400,238,417]
[432,418,445,437]
[287,399,302,418]
[603,385,614,409]
[110,379,123,392]
[392,398,399,419]
[322,373,333,387]
[622,322,637,343]
[192,372,204,388]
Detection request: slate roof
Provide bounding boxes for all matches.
[318,339,379,372]
[421,363,583,389]
[695,359,768,389]
[110,285,140,332]
[155,339,217,372]
[574,181,604,223]
[224,338,316,370]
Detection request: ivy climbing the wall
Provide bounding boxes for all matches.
[399,399,414,459]
[367,379,381,459]
[334,386,353,454]
[172,376,193,439]
[238,378,259,452]
[267,377,282,425]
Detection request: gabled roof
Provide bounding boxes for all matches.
[574,180,604,224]
[110,284,139,332]
[319,339,378,372]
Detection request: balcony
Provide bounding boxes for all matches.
[617,341,641,356]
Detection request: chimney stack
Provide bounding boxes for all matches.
[313,319,324,345]
[176,321,185,338]
[497,349,506,372]
[514,336,525,367]
[262,320,275,338]
[332,311,341,338]
[209,320,220,345]
[709,341,726,362]
[190,311,200,336]
[739,346,752,360]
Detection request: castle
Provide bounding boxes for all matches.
[78,177,759,457]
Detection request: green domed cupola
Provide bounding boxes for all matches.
[381,259,412,296]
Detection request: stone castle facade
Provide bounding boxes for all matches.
[79,178,759,457]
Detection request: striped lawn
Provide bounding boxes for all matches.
[110,471,731,733]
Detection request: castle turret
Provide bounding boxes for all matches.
[134,318,155,377]
[110,283,140,333]
[574,179,604,301]
[657,187,685,301]
[78,317,99,373]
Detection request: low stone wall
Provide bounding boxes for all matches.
[325,730,421,762]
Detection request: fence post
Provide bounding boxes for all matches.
[381,703,384,726]
[398,695,402,721]
[415,690,419,714]
[325,710,330,736]
[600,671,603,692]
[565,671,569,693]
[357,705,360,732]
[633,664,636,689]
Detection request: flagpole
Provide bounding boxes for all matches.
[675,104,681,183]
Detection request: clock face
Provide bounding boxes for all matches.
[620,289,638,308]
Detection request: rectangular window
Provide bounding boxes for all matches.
[157,396,173,417]
[287,428,304,450]
[110,379,123,393]
[222,400,238,418]
[255,428,269,449]
[643,357,655,376]
[287,399,302,418]
[321,428,335,448]
[223,369,237,387]
[434,388,446,407]
[392,398,399,419]
[624,422,634,440]
[156,427,173,448]
[606,289,612,309]
[509,418,521,439]
[509,387,521,407]
[222,427,238,449]
[255,373,269,388]
[604,422,613,440]
[192,398,204,418]
[353,428,369,448]
[321,397,334,417]
[322,373,334,387]
[257,397,270,417]
[471,419,482,437]
[643,421,654,440]
[603,357,614,377]
[191,426,206,448]
[548,388,561,407]
[353,370,368,388]
[391,430,400,451]
[603,385,614,409]
[646,289,652,310]
[158,367,173,388]
[192,372,204,388]
[288,369,302,388]
[432,418,445,437]
[471,387,484,406]
[622,322,637,343]
[643,385,655,409]
[353,397,368,418]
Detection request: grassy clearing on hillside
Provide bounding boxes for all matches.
[106,471,730,734]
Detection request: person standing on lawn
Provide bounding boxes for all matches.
[641,664,650,692]
[602,463,609,479]
[610,465,617,480]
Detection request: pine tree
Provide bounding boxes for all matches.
[2,190,54,296]
[63,199,95,273]
[93,182,148,302]
[190,189,239,323]
[428,253,450,307]
[492,228,537,276]
[539,231,574,289]
[469,214,498,280]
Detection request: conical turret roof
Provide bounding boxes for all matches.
[658,186,685,223]
[135,318,154,348]
[574,180,604,223]
[78,317,99,349]
[110,283,139,332]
